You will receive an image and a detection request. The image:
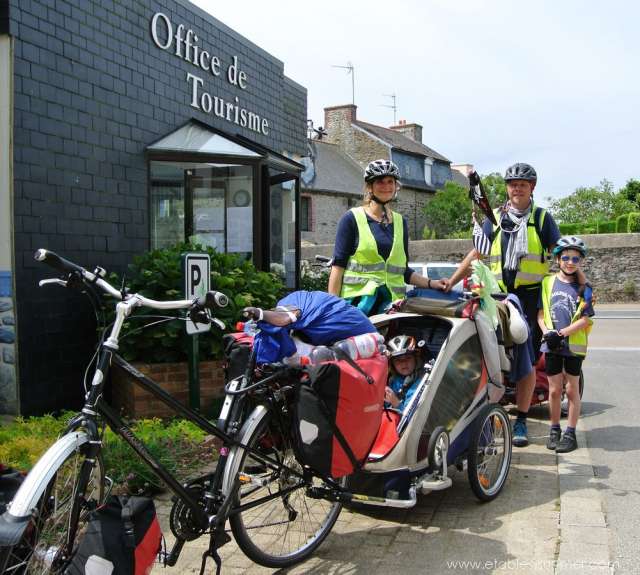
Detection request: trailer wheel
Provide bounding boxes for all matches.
[468,404,512,501]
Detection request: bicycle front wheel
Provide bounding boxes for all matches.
[0,452,105,574]
[228,411,343,568]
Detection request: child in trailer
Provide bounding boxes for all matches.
[384,335,426,412]
[537,236,594,453]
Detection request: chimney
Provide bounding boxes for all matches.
[389,120,422,143]
[324,104,357,146]
[451,163,474,177]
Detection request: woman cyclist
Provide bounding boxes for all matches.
[328,158,444,315]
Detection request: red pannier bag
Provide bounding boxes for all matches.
[293,354,388,478]
[64,496,162,575]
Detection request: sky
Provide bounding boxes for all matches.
[190,0,639,204]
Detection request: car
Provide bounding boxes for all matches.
[407,261,464,293]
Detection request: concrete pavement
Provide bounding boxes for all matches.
[152,411,615,574]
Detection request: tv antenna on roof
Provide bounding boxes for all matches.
[332,61,355,105]
[381,93,398,125]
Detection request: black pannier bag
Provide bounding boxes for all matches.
[293,354,387,479]
[64,495,162,575]
[0,465,24,515]
[223,332,253,383]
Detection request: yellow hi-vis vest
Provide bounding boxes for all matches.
[340,207,407,300]
[540,274,592,357]
[488,205,550,291]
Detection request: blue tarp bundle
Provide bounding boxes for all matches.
[253,291,375,363]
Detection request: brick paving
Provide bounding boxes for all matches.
[152,414,578,574]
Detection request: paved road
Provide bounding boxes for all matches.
[580,310,640,574]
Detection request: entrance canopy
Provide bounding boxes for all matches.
[146,120,304,174]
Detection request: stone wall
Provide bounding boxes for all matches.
[302,233,640,303]
[0,290,16,414]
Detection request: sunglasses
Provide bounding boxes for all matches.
[560,255,582,264]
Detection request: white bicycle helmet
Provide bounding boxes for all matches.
[364,159,400,182]
[553,236,587,257]
[388,335,421,358]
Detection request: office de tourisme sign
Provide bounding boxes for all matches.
[150,12,271,136]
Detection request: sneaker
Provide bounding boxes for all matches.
[546,428,562,450]
[556,432,578,453]
[512,419,529,447]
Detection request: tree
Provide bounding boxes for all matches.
[545,179,634,224]
[422,173,507,239]
[620,179,640,208]
[423,180,471,238]
[480,172,506,207]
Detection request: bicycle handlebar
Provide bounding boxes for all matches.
[34,248,228,312]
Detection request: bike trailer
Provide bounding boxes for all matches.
[64,496,161,575]
[293,354,388,479]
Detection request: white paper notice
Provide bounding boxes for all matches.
[227,207,253,252]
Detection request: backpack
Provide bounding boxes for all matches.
[65,495,162,575]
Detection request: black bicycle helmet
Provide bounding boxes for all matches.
[553,236,587,257]
[504,162,537,182]
[364,159,400,182]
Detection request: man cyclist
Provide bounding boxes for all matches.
[444,162,561,447]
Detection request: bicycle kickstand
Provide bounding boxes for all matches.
[198,527,231,575]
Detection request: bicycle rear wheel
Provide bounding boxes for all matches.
[228,411,342,568]
[0,452,105,574]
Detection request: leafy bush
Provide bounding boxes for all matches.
[623,280,636,297]
[617,214,629,233]
[559,223,580,235]
[628,212,640,233]
[597,220,616,233]
[107,242,285,362]
[0,413,211,496]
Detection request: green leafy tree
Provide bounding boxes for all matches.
[480,172,506,207]
[423,173,507,238]
[620,179,640,208]
[545,179,634,224]
[423,180,471,238]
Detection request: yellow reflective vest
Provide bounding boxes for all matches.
[540,274,592,357]
[488,205,550,291]
[341,207,407,300]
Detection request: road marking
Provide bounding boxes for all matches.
[589,346,640,351]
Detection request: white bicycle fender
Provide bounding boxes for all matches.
[221,405,268,496]
[6,431,90,518]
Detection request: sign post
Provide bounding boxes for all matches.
[183,253,211,411]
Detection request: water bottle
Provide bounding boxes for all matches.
[308,345,337,364]
[333,333,385,360]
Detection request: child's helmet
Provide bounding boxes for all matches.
[364,159,400,182]
[553,236,587,257]
[388,335,418,358]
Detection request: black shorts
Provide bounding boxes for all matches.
[545,353,583,377]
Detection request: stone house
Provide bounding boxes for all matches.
[304,104,457,241]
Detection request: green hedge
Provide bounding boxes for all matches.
[560,218,626,235]
[559,223,580,235]
[629,212,640,233]
[617,214,630,232]
[597,220,617,233]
